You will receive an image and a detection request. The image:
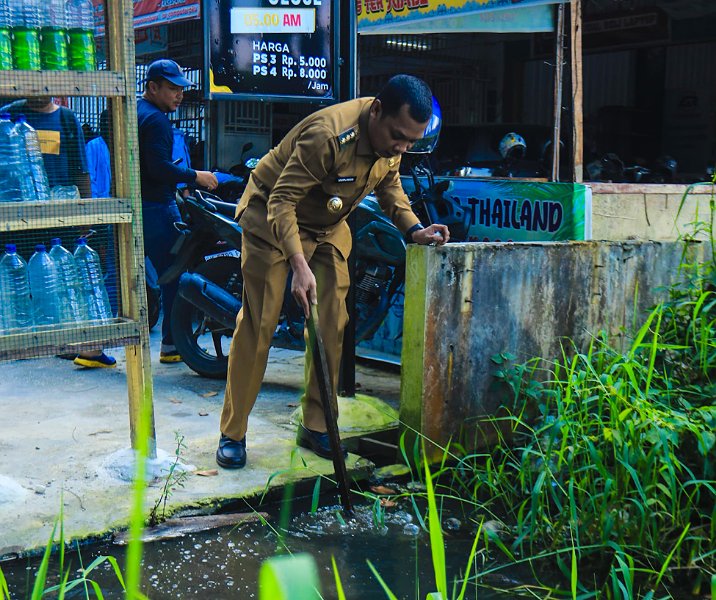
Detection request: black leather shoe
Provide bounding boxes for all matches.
[216,434,246,469]
[296,423,347,459]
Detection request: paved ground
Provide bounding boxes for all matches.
[0,326,401,558]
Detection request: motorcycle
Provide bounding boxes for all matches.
[211,142,258,204]
[586,153,679,184]
[145,143,260,330]
[161,153,467,379]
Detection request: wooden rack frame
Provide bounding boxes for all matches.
[0,0,156,456]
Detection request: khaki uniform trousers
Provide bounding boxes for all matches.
[219,229,350,441]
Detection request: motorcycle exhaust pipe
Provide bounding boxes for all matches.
[176,273,241,330]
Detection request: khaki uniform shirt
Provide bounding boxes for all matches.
[236,97,420,259]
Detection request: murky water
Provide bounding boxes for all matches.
[2,502,516,599]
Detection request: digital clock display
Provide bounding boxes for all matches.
[206,0,335,100]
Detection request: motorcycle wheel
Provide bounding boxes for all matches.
[171,256,243,379]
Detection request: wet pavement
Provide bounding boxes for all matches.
[0,326,401,558]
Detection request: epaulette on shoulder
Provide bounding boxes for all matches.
[337,126,358,147]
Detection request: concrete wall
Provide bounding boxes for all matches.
[591,183,714,241]
[400,241,709,454]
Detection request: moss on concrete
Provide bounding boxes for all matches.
[373,463,411,480]
[289,393,399,434]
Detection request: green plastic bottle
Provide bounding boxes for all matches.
[0,0,12,70]
[65,0,95,71]
[40,0,68,70]
[10,0,40,70]
[0,29,11,70]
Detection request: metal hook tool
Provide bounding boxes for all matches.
[306,304,353,515]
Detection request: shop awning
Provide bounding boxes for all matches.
[357,0,568,34]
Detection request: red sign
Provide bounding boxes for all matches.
[92,0,200,36]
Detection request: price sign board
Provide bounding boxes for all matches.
[205,0,338,101]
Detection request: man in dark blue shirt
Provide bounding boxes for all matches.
[138,59,217,363]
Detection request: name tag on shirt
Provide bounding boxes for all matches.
[37,130,61,155]
[336,176,356,183]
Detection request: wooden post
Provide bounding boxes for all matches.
[551,3,565,182]
[339,0,357,396]
[571,0,584,182]
[106,0,157,457]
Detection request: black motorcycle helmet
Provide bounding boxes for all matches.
[654,155,677,177]
[406,95,441,154]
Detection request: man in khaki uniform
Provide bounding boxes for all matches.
[216,74,450,469]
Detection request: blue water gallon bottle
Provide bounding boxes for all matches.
[0,112,36,202]
[73,238,112,321]
[28,243,61,327]
[49,237,88,323]
[0,243,33,333]
[14,115,50,201]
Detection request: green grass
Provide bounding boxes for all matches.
[0,498,131,600]
[360,304,714,596]
[485,319,714,593]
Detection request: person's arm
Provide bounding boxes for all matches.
[289,252,317,318]
[140,113,200,187]
[67,112,92,198]
[407,222,450,245]
[375,164,449,245]
[267,124,335,315]
[266,124,336,259]
[194,170,218,190]
[73,133,91,198]
[76,173,92,199]
[373,162,421,232]
[86,139,100,198]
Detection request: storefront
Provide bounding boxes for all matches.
[357,0,716,186]
[74,0,716,364]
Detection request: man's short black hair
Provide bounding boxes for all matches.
[376,74,433,123]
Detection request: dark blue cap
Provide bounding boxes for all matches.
[144,59,194,87]
[35,244,46,252]
[5,244,16,252]
[50,237,61,246]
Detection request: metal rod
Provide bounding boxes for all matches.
[551,2,566,182]
[307,304,353,515]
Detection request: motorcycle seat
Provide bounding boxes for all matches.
[211,199,238,219]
